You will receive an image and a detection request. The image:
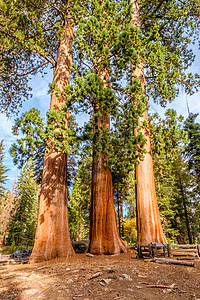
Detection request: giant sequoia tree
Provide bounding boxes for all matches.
[66,0,148,254]
[128,0,199,245]
[1,0,75,262]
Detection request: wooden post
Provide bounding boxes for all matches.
[197,245,200,257]
[167,244,171,257]
[151,258,195,267]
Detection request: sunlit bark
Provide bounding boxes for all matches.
[130,0,167,245]
[88,70,128,254]
[29,23,75,263]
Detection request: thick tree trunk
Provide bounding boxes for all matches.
[135,111,167,244]
[29,23,75,263]
[88,112,128,255]
[130,0,167,245]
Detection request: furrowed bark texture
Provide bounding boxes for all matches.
[88,111,128,255]
[130,0,167,245]
[29,23,75,263]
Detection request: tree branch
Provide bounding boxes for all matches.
[18,61,49,77]
[152,0,169,15]
[44,55,56,67]
[142,0,170,24]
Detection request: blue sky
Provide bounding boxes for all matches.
[1,60,200,189]
[0,70,52,188]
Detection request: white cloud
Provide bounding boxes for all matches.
[0,115,14,139]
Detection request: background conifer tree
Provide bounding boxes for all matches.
[129,0,199,245]
[0,140,8,198]
[69,152,92,241]
[7,162,38,246]
[183,113,200,242]
[1,0,77,261]
[184,113,200,193]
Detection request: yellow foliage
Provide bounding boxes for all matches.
[123,218,137,241]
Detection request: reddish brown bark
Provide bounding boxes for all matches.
[130,0,167,245]
[88,111,128,255]
[135,108,167,245]
[29,23,75,263]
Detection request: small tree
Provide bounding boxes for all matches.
[123,218,137,244]
[0,186,15,245]
[69,151,92,241]
[7,162,38,246]
[0,140,8,198]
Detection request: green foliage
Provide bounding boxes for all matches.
[184,113,200,189]
[150,110,187,241]
[172,155,198,243]
[112,168,136,237]
[0,140,8,198]
[10,108,78,182]
[10,108,46,181]
[65,0,147,171]
[183,113,200,242]
[7,162,38,246]
[139,0,200,104]
[68,151,92,240]
[150,110,200,243]
[9,240,17,253]
[0,188,12,237]
[2,0,200,245]
[64,0,200,174]
[0,0,75,115]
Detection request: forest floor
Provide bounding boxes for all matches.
[0,250,200,300]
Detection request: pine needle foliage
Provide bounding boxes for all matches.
[7,162,38,246]
[68,151,92,240]
[184,113,200,191]
[150,110,199,243]
[150,110,188,241]
[0,140,8,198]
[10,108,78,182]
[0,0,75,115]
[65,0,147,168]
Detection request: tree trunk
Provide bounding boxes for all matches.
[117,183,121,237]
[78,217,82,241]
[29,22,75,263]
[179,176,193,244]
[120,200,124,237]
[130,0,167,245]
[88,111,128,255]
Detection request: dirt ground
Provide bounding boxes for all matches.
[0,251,200,300]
